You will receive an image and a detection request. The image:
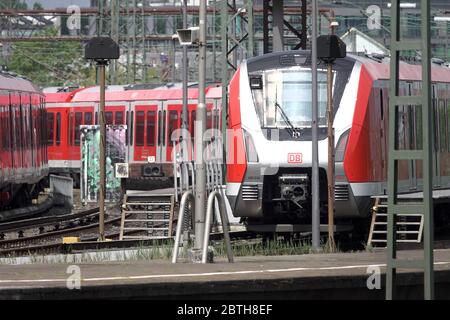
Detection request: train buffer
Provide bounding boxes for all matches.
[367,197,424,248]
[119,191,175,240]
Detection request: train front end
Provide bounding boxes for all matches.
[226,51,356,226]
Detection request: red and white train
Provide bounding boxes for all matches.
[226,50,450,225]
[46,50,450,227]
[0,71,48,210]
[46,85,222,188]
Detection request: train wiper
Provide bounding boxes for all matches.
[274,100,301,139]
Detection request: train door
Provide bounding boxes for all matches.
[10,92,22,179]
[164,102,182,162]
[132,101,162,163]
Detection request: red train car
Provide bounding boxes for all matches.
[46,85,222,188]
[0,71,48,209]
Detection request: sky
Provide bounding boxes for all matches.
[24,0,91,8]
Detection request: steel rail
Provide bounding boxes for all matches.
[0,206,99,234]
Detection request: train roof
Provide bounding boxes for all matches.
[351,54,450,83]
[66,86,222,103]
[245,50,450,84]
[0,71,42,94]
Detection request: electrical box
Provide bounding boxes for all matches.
[317,35,346,63]
[85,37,120,60]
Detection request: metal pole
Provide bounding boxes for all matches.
[98,62,106,242]
[172,38,176,83]
[182,0,189,165]
[420,0,434,300]
[132,0,137,83]
[194,0,207,251]
[142,1,147,83]
[110,0,119,84]
[272,0,284,52]
[182,0,188,131]
[326,22,336,252]
[221,0,228,182]
[311,0,320,251]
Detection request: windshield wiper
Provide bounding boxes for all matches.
[274,95,301,139]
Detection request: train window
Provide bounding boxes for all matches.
[146,111,156,146]
[85,112,93,125]
[47,112,54,146]
[158,111,162,146]
[115,111,124,125]
[56,112,61,146]
[168,110,179,144]
[69,112,73,146]
[162,110,166,146]
[130,111,134,146]
[190,110,196,140]
[135,111,145,146]
[74,112,82,146]
[105,111,113,125]
[95,111,98,124]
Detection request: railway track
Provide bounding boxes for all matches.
[0,206,99,235]
[0,229,255,257]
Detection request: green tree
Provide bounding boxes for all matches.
[33,2,43,10]
[3,28,97,88]
[0,0,28,9]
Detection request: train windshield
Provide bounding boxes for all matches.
[253,66,330,128]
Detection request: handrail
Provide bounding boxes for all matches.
[171,190,195,263]
[202,190,234,263]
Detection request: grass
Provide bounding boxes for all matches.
[0,237,346,265]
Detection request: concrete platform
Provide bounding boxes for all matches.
[1,249,450,299]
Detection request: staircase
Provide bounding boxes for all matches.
[119,192,175,240]
[368,197,424,247]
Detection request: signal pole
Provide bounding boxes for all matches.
[311,0,321,252]
[326,20,338,252]
[98,60,107,241]
[85,37,120,242]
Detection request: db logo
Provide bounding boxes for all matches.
[288,153,303,164]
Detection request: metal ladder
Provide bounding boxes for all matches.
[368,197,424,247]
[119,193,175,240]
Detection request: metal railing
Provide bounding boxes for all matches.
[202,190,233,263]
[171,190,194,263]
[172,136,232,263]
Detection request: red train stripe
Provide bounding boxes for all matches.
[226,68,247,183]
[343,65,374,183]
